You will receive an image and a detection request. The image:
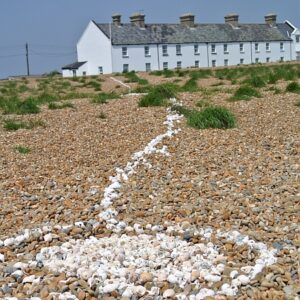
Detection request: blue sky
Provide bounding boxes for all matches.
[0,0,299,78]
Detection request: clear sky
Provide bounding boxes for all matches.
[1,0,299,79]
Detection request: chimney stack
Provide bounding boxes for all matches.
[225,14,239,27]
[180,13,195,27]
[130,13,145,28]
[112,14,122,26]
[265,14,277,26]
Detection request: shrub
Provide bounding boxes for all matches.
[245,75,266,88]
[138,83,178,107]
[181,79,199,92]
[91,92,119,104]
[187,106,236,129]
[124,71,149,85]
[4,119,45,131]
[230,85,261,101]
[15,146,31,154]
[286,82,300,94]
[0,97,40,114]
[48,102,74,110]
[84,80,102,91]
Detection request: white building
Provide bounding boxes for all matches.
[62,13,300,77]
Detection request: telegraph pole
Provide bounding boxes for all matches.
[26,43,30,76]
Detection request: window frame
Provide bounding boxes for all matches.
[239,43,244,53]
[223,44,228,54]
[195,60,199,68]
[296,35,300,43]
[194,44,200,55]
[177,61,182,69]
[211,44,216,54]
[162,45,168,56]
[145,63,151,72]
[266,42,270,52]
[122,47,128,58]
[144,46,150,57]
[255,57,259,64]
[266,57,270,63]
[212,60,216,67]
[240,58,244,65]
[123,64,129,72]
[224,59,228,66]
[98,66,103,74]
[176,44,182,56]
[280,42,284,51]
[163,62,168,70]
[255,43,259,52]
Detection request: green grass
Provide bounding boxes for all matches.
[15,146,31,154]
[244,75,266,88]
[124,71,149,85]
[91,92,119,104]
[0,97,40,114]
[84,80,102,91]
[196,99,211,108]
[181,78,199,92]
[187,106,236,129]
[48,102,75,110]
[286,82,300,94]
[229,85,261,101]
[138,83,178,107]
[4,119,45,131]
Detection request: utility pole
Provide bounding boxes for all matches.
[26,43,30,76]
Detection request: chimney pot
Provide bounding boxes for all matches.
[112,14,122,26]
[225,13,239,27]
[265,14,277,26]
[130,13,145,28]
[180,13,195,27]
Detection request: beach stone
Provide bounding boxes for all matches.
[140,272,153,284]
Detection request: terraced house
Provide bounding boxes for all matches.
[62,13,300,77]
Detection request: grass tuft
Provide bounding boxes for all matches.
[229,85,261,101]
[138,83,178,107]
[91,92,119,104]
[15,146,31,154]
[187,106,236,129]
[48,102,75,110]
[286,82,300,94]
[4,119,45,131]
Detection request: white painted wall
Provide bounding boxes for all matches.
[77,21,112,75]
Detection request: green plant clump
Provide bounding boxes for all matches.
[181,78,199,92]
[286,82,300,94]
[230,85,261,101]
[15,146,31,154]
[4,119,45,131]
[0,97,40,114]
[187,106,236,129]
[91,92,119,104]
[48,102,74,110]
[138,83,178,107]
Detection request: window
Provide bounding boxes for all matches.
[240,58,244,65]
[266,43,270,52]
[144,46,150,56]
[122,47,128,57]
[212,60,216,67]
[240,43,244,52]
[72,70,77,77]
[83,71,86,76]
[211,44,216,54]
[98,66,103,74]
[224,59,228,66]
[177,61,182,69]
[176,45,182,55]
[123,64,129,72]
[280,42,284,51]
[255,43,259,52]
[162,45,168,56]
[280,57,284,62]
[163,62,168,70]
[223,44,228,53]
[194,44,200,55]
[266,57,270,63]
[255,58,259,63]
[297,51,300,60]
[145,63,151,72]
[195,60,199,68]
[296,35,300,43]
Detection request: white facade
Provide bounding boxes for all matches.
[62,20,300,77]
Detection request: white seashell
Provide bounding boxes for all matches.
[0,253,4,262]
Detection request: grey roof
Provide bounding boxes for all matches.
[95,22,292,45]
[62,61,87,70]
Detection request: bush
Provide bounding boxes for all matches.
[286,82,300,94]
[48,102,74,110]
[91,92,119,104]
[124,71,149,85]
[0,97,40,114]
[181,78,199,92]
[230,85,261,101]
[15,146,31,154]
[4,119,45,131]
[138,83,178,107]
[245,75,266,88]
[187,106,236,129]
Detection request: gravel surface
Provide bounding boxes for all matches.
[0,76,299,300]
